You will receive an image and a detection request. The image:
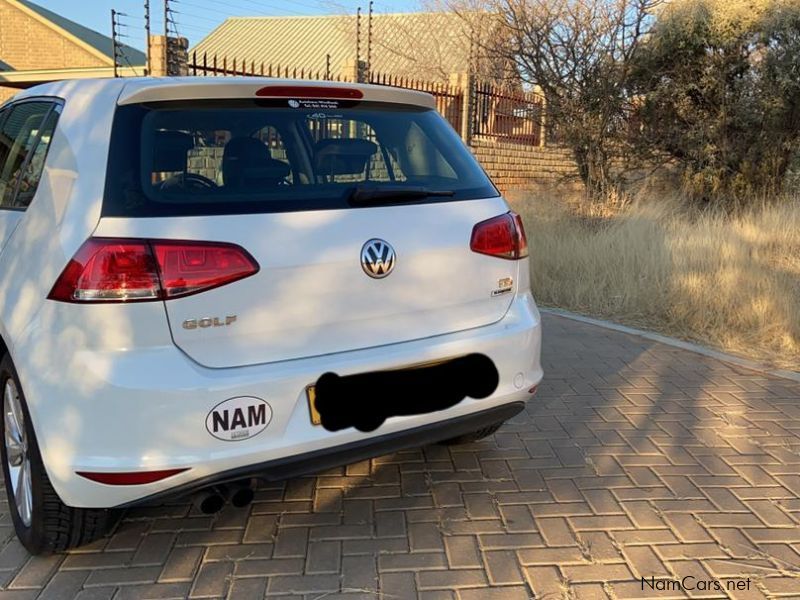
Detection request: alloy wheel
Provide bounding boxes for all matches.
[4,379,32,527]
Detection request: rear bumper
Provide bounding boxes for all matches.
[118,401,525,508]
[21,292,543,508]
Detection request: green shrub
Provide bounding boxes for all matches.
[634,0,800,208]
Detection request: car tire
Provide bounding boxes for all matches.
[0,354,121,554]
[437,420,505,446]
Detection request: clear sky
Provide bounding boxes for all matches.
[32,0,422,51]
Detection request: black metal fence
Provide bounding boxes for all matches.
[187,51,543,147]
[472,81,544,147]
[365,71,464,135]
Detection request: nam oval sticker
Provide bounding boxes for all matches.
[206,396,272,442]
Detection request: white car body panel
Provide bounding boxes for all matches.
[94,198,518,368]
[0,78,543,508]
[18,293,541,507]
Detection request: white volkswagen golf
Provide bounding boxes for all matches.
[0,77,542,554]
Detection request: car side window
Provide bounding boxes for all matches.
[0,101,58,209]
[13,108,59,209]
[0,107,11,180]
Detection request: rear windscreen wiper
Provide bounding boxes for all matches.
[348,185,455,206]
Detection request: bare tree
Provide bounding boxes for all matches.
[478,0,660,197]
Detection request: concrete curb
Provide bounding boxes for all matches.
[541,307,800,384]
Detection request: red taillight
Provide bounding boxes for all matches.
[152,241,259,299]
[48,239,259,303]
[470,212,529,259]
[76,468,188,485]
[48,240,160,302]
[255,85,364,99]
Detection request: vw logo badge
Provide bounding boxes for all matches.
[361,239,396,279]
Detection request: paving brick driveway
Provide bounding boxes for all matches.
[0,313,799,599]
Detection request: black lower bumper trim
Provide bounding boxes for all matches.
[116,401,525,508]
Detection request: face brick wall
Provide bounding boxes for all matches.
[470,138,581,194]
[0,1,107,71]
[0,86,17,105]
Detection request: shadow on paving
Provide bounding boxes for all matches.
[0,313,798,599]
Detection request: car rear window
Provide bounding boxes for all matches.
[103,98,498,217]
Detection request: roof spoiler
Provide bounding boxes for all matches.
[117,77,436,109]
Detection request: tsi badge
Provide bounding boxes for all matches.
[491,277,514,296]
[206,396,272,442]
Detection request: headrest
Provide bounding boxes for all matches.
[314,138,378,176]
[152,130,194,172]
[223,137,290,188]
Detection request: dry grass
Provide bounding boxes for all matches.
[511,191,800,371]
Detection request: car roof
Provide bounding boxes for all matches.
[12,77,437,109]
